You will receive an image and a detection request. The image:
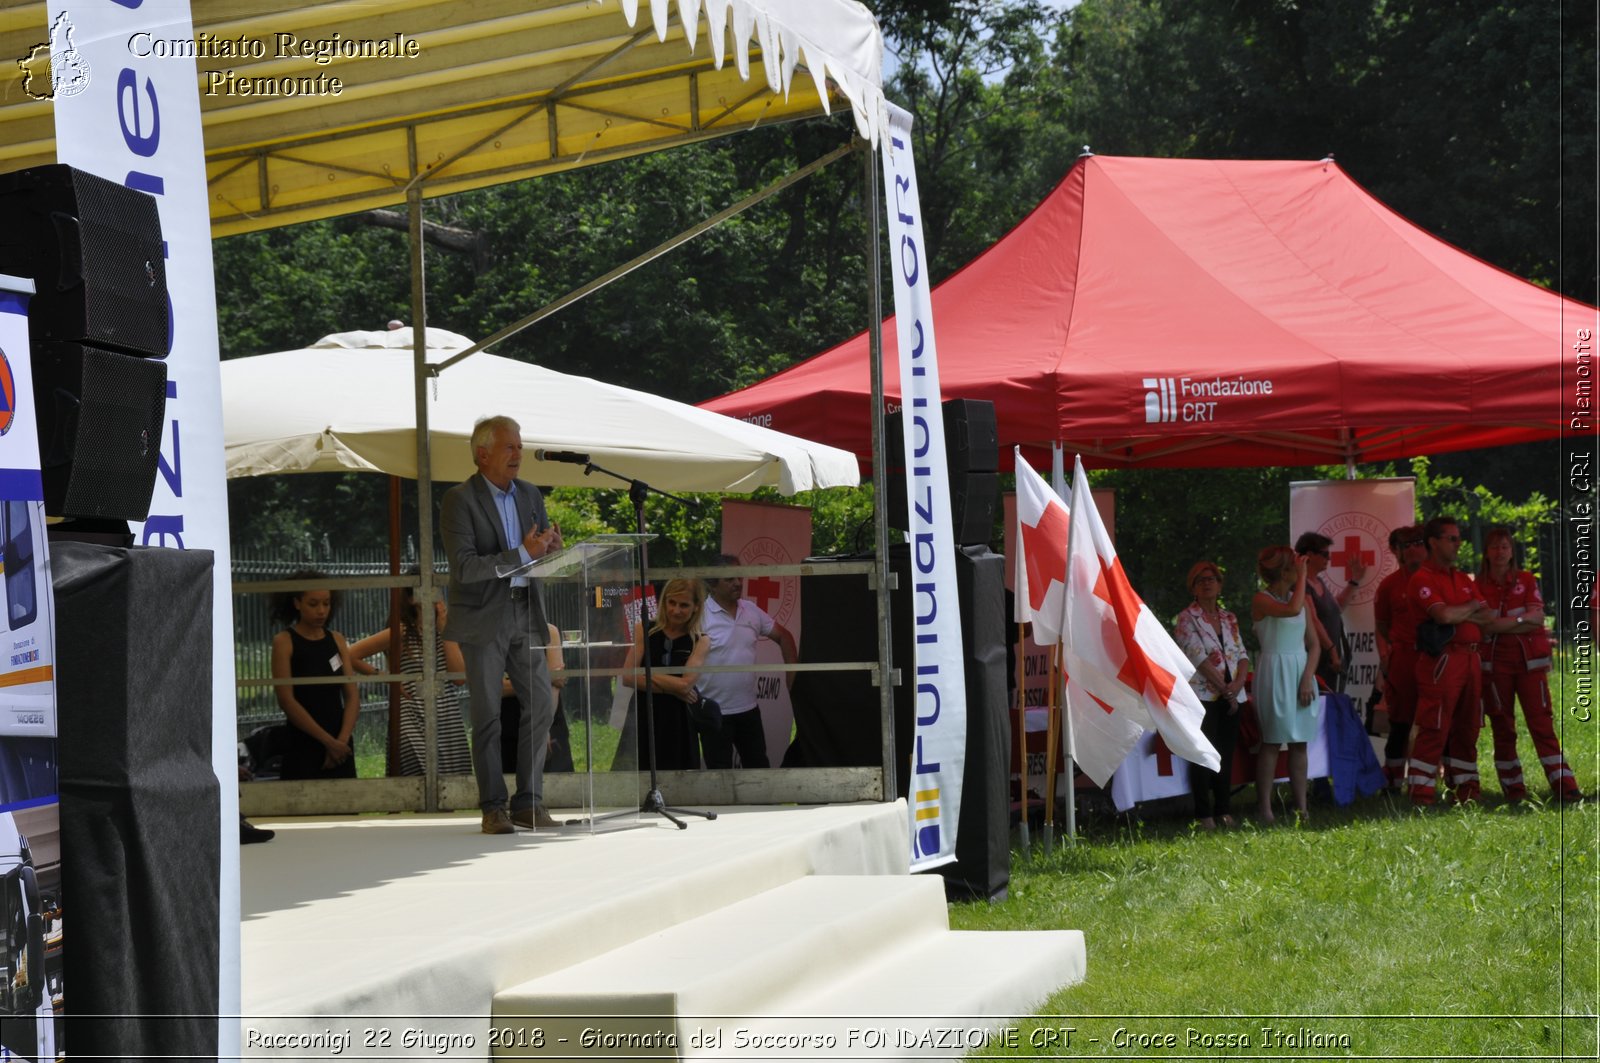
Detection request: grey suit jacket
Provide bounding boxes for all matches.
[439,473,550,646]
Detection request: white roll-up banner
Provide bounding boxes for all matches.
[882,103,965,871]
[45,0,239,1048]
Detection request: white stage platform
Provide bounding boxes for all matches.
[240,802,1083,1061]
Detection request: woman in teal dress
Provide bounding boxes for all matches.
[1251,545,1321,823]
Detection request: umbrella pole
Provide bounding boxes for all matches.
[1015,623,1030,851]
[386,475,403,775]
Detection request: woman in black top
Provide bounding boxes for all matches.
[270,570,360,779]
[622,577,709,771]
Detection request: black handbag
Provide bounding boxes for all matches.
[687,688,723,733]
[1416,619,1456,657]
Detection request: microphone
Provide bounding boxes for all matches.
[534,449,591,464]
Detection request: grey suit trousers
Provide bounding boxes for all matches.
[461,595,554,812]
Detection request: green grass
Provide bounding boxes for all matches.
[954,658,1599,1060]
[350,715,624,777]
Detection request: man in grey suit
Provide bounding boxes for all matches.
[440,415,564,834]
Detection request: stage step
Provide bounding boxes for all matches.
[491,875,1084,1060]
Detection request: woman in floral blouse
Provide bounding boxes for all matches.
[1172,561,1252,828]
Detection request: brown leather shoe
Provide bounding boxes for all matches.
[481,809,514,835]
[512,805,560,830]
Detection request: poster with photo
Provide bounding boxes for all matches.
[0,277,62,1062]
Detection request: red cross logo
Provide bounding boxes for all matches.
[1019,500,1070,614]
[1152,733,1174,776]
[1092,554,1179,708]
[1330,535,1375,582]
[746,575,783,612]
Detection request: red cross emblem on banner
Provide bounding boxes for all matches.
[1330,535,1375,582]
[745,575,782,612]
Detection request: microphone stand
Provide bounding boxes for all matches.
[563,457,716,830]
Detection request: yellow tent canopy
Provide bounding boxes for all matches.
[0,0,885,236]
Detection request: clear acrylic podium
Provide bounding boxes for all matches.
[498,534,651,832]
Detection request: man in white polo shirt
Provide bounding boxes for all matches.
[699,554,797,768]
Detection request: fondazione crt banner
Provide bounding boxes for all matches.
[44,0,239,1044]
[882,103,965,871]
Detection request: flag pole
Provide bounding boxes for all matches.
[1043,643,1060,852]
[1015,623,1031,851]
[1062,663,1078,844]
[1056,443,1078,843]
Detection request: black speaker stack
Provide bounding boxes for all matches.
[885,398,999,545]
[0,167,214,1058]
[791,545,1012,901]
[0,164,169,523]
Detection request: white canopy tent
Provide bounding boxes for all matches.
[221,327,860,494]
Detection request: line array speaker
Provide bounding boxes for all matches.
[885,399,1000,545]
[30,341,167,521]
[0,164,169,358]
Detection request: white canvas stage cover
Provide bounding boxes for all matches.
[239,802,1083,1061]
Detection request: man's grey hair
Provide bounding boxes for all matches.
[471,415,520,455]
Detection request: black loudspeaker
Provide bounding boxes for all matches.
[53,543,220,1060]
[886,398,998,474]
[885,400,999,544]
[0,165,169,357]
[30,341,167,521]
[789,545,1010,901]
[885,469,998,545]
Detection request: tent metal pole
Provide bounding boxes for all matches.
[433,139,859,373]
[864,138,896,802]
[407,141,441,813]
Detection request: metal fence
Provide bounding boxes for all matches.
[231,538,447,752]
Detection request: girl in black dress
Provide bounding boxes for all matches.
[270,570,360,779]
[621,577,709,771]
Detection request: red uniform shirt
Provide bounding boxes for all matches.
[1375,567,1419,649]
[1406,561,1484,646]
[1476,568,1552,666]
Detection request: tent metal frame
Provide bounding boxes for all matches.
[392,135,895,813]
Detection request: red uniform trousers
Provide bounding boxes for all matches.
[1483,664,1579,800]
[1409,649,1482,805]
[1382,643,1419,787]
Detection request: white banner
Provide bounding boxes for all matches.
[44,0,239,1043]
[882,103,964,870]
[1288,479,1416,708]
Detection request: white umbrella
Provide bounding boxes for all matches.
[221,328,860,494]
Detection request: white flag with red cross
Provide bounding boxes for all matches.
[1012,451,1070,645]
[1063,454,1219,786]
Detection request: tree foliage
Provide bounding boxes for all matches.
[214,0,1585,560]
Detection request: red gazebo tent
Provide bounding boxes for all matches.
[703,155,1595,470]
